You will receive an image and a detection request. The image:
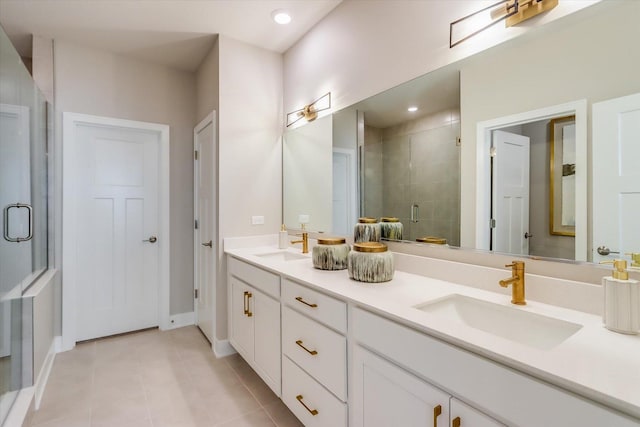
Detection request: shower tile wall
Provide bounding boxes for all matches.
[364,109,460,245]
[363,125,384,219]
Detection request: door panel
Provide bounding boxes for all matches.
[492,130,530,255]
[75,123,159,341]
[230,278,254,358]
[253,291,281,395]
[194,114,216,342]
[593,93,640,263]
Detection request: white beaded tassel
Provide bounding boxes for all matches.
[603,277,640,334]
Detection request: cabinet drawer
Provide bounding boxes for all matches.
[228,256,280,298]
[282,306,347,401]
[282,278,347,333]
[282,356,347,427]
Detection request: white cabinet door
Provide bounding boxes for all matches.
[351,345,450,427]
[450,398,504,427]
[230,277,254,359]
[253,289,281,395]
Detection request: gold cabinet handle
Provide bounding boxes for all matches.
[243,291,253,317]
[295,340,318,356]
[452,417,461,427]
[433,405,442,427]
[295,296,318,308]
[296,394,318,416]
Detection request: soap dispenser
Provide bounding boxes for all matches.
[279,224,288,249]
[601,259,639,334]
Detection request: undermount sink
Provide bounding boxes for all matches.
[256,251,308,262]
[414,294,582,350]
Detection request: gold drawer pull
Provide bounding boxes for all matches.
[296,394,319,416]
[452,417,461,427]
[295,296,318,308]
[433,404,442,427]
[295,340,318,355]
[243,291,253,317]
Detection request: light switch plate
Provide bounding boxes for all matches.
[251,215,265,225]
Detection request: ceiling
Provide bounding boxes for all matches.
[0,0,342,71]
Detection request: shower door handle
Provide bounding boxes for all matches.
[3,203,33,242]
[411,204,419,223]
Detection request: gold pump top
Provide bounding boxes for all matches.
[281,224,286,232]
[601,259,629,280]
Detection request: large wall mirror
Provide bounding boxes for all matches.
[282,0,640,264]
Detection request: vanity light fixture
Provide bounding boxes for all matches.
[272,9,292,25]
[449,0,558,48]
[407,106,418,112]
[286,92,331,127]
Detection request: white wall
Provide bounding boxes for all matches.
[216,36,283,338]
[283,0,596,116]
[196,37,219,123]
[53,41,198,315]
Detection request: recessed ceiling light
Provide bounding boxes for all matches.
[408,106,418,112]
[272,9,292,25]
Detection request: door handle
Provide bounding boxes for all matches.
[524,232,533,239]
[296,395,319,416]
[3,203,33,242]
[597,246,619,256]
[411,203,419,223]
[202,240,213,247]
[143,236,158,243]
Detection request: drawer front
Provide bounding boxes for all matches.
[282,278,347,333]
[282,306,347,401]
[228,256,280,298]
[282,356,347,427]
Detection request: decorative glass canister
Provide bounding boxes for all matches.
[312,237,350,270]
[380,217,403,240]
[416,236,447,245]
[348,242,394,283]
[353,217,381,243]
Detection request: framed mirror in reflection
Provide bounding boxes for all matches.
[282,0,640,264]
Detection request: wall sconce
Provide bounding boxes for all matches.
[450,0,558,48]
[286,92,331,127]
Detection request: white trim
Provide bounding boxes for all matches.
[34,338,57,410]
[62,112,171,351]
[193,111,217,343]
[167,311,195,329]
[2,387,34,427]
[475,100,587,261]
[213,338,236,358]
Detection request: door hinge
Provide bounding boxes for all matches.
[194,150,199,160]
[194,289,199,299]
[195,219,199,229]
[490,218,496,228]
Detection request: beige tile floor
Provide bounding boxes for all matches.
[22,326,303,427]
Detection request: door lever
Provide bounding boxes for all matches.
[143,236,158,243]
[202,240,213,248]
[597,246,619,256]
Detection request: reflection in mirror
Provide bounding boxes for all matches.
[549,116,576,237]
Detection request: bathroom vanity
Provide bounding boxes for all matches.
[225,237,640,427]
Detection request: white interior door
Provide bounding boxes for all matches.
[73,120,161,341]
[593,93,640,263]
[194,112,216,343]
[492,130,530,255]
[332,148,356,236]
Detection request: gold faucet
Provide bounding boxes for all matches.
[499,261,526,305]
[291,228,309,254]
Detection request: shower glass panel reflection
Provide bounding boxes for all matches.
[362,111,460,245]
[0,25,49,425]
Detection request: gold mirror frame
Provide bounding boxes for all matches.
[549,115,576,236]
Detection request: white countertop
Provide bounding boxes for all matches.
[225,244,640,420]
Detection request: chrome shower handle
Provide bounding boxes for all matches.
[3,203,33,242]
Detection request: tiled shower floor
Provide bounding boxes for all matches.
[22,326,303,427]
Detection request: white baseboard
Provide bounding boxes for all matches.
[35,337,59,409]
[167,311,195,330]
[213,339,236,358]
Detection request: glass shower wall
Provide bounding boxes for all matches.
[0,25,49,425]
[362,112,460,245]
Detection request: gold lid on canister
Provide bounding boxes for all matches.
[358,217,378,224]
[380,217,399,222]
[353,242,388,253]
[317,237,347,245]
[416,236,447,245]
